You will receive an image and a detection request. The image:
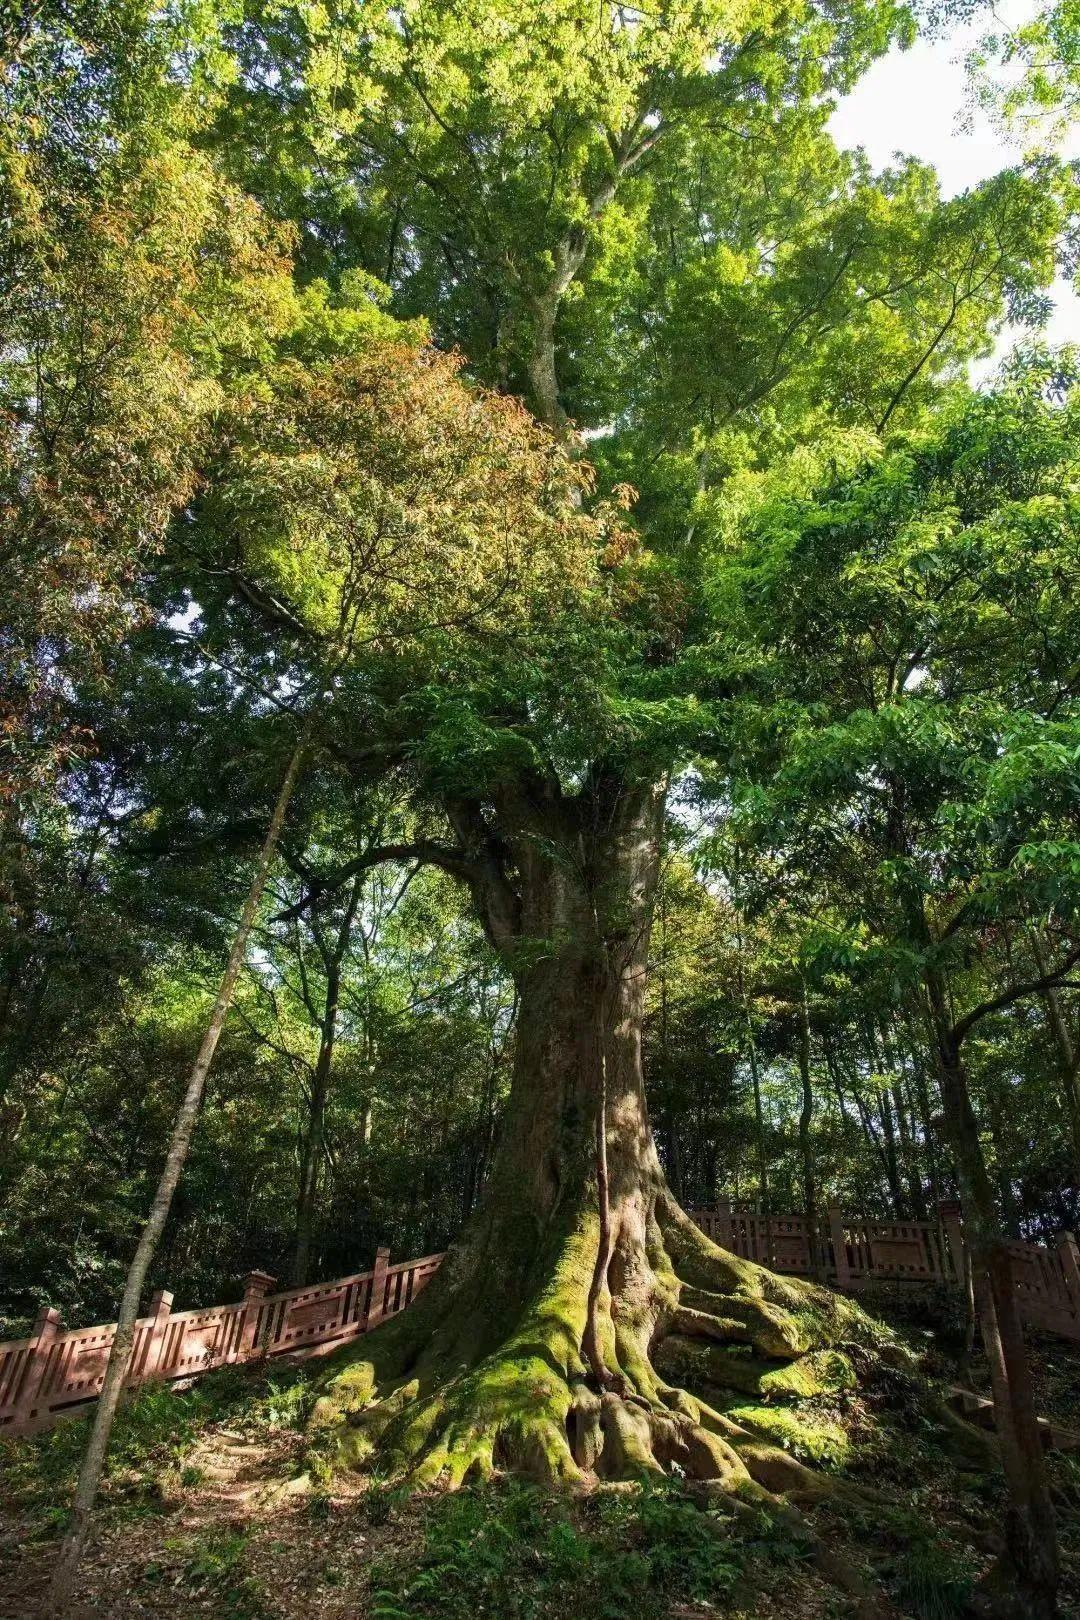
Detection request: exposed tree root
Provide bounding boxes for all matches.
[308,1193,921,1521]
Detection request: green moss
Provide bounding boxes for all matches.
[314,1210,606,1485]
[759,1350,856,1399]
[665,1204,894,1360]
[785,1288,892,1356]
[383,1391,449,1476]
[726,1404,851,1469]
[307,1200,886,1492]
[713,1294,815,1358]
[309,1358,377,1427]
[655,1337,854,1401]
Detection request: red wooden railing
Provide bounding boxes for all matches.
[0,1247,443,1437]
[690,1200,1080,1341]
[3,1205,1079,1438]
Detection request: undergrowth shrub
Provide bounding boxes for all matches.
[0,1360,316,1522]
[144,1525,268,1619]
[893,1537,977,1620]
[371,1479,802,1619]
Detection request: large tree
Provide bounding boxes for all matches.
[173,0,1076,1554]
[18,1,1075,1609]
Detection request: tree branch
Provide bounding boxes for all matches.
[952,946,1080,1048]
[272,840,474,922]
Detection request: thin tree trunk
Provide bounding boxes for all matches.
[822,1037,862,1194]
[293,879,361,1286]
[293,1023,336,1287]
[894,1081,928,1221]
[878,1088,905,1217]
[746,1022,773,1267]
[731,897,772,1263]
[1030,928,1080,1189]
[796,988,822,1280]
[879,1015,929,1220]
[905,1014,943,1209]
[924,969,1059,1615]
[988,1093,1021,1240]
[865,1020,905,1215]
[467,1030,504,1215]
[49,723,311,1611]
[846,1059,893,1202]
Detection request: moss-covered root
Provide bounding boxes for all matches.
[310,1334,859,1507]
[658,1194,890,1358]
[308,1199,909,1503]
[316,1366,791,1501]
[315,1342,582,1490]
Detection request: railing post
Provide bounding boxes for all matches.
[1057,1231,1080,1312]
[20,1305,61,1426]
[938,1200,966,1288]
[239,1270,276,1361]
[366,1247,391,1329]
[828,1207,850,1289]
[143,1289,174,1380]
[715,1197,732,1249]
[804,1206,820,1279]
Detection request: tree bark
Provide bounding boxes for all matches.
[797,987,822,1280]
[879,1016,929,1221]
[905,1014,943,1209]
[865,1020,905,1217]
[314,775,879,1505]
[1030,927,1080,1190]
[735,922,772,1267]
[837,1045,895,1206]
[894,1080,928,1221]
[475,775,667,1286]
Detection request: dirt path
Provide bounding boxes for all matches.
[0,1419,418,1619]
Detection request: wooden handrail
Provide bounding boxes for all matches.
[689,1203,1080,1342]
[0,1249,444,1437]
[3,1209,1078,1438]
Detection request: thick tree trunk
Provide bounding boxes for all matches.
[465,776,668,1316]
[313,778,894,1517]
